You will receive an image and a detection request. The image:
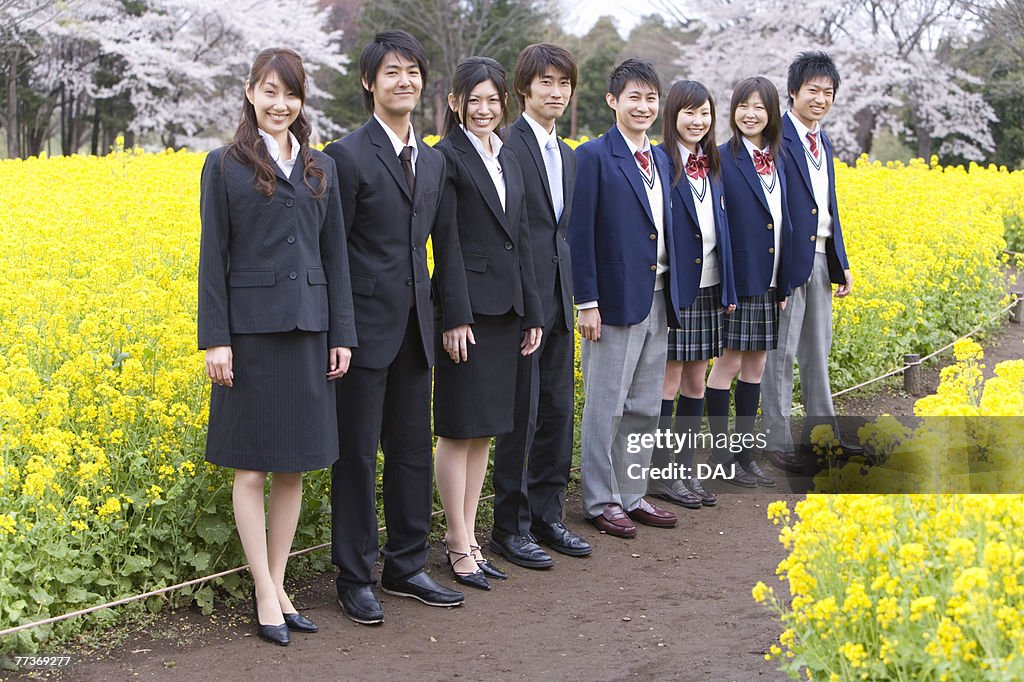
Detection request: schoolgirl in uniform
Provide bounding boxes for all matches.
[705,76,792,488]
[648,80,736,510]
[198,48,356,645]
[433,56,543,591]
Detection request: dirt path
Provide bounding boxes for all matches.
[13,302,1022,682]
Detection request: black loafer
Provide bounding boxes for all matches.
[380,571,465,607]
[489,531,554,569]
[257,622,290,646]
[742,460,776,487]
[531,522,592,557]
[337,585,383,625]
[711,455,758,488]
[283,611,318,633]
[683,477,717,506]
[648,480,702,509]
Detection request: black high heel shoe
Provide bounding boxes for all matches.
[252,587,290,646]
[442,541,490,591]
[471,544,508,580]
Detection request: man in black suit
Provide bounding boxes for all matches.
[324,30,474,624]
[491,43,591,568]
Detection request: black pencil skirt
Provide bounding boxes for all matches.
[205,330,339,472]
[433,311,521,439]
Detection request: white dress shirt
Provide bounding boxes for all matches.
[257,128,299,178]
[680,145,720,288]
[741,136,783,287]
[462,125,506,209]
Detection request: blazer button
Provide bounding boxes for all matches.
[694,258,701,264]
[412,244,418,251]
[286,199,294,208]
[810,235,817,242]
[406,278,413,286]
[287,235,296,244]
[504,241,513,250]
[768,248,775,254]
[650,264,657,271]
[551,256,560,263]
[695,232,701,239]
[811,208,818,215]
[289,271,297,280]
[767,223,774,230]
[649,233,656,240]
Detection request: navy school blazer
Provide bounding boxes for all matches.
[718,140,793,300]
[435,126,543,329]
[567,124,684,328]
[653,144,737,310]
[322,117,473,370]
[197,146,357,351]
[779,115,850,288]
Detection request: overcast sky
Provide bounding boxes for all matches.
[561,0,664,36]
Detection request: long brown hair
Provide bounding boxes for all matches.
[661,80,720,188]
[728,77,782,158]
[226,47,325,198]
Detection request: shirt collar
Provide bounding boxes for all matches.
[741,136,769,157]
[786,110,820,138]
[374,113,418,164]
[678,143,705,165]
[621,129,651,157]
[257,127,300,163]
[523,113,558,150]
[461,125,503,159]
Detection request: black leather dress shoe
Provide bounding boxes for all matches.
[470,546,508,579]
[531,522,592,557]
[489,530,555,568]
[840,439,864,456]
[283,611,318,633]
[647,480,702,509]
[252,588,290,645]
[742,460,776,487]
[683,477,717,506]
[711,455,758,487]
[764,449,805,473]
[380,571,465,607]
[337,585,383,625]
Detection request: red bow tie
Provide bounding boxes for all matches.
[753,149,773,175]
[685,154,709,180]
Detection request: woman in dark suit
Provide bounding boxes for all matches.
[198,47,356,645]
[433,56,543,591]
[706,76,792,488]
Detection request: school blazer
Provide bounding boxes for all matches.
[197,146,357,351]
[780,115,850,288]
[567,125,683,328]
[718,141,792,300]
[501,115,576,331]
[435,126,543,329]
[323,117,473,370]
[655,145,738,310]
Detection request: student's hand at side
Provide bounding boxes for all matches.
[521,327,542,356]
[724,304,737,315]
[578,308,601,341]
[327,347,351,380]
[443,324,475,363]
[778,297,788,311]
[835,269,853,298]
[206,346,233,387]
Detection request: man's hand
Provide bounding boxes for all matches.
[835,269,853,297]
[577,308,601,341]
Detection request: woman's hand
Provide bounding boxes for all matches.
[778,297,788,311]
[724,304,737,315]
[206,346,233,387]
[327,347,352,380]
[521,327,543,355]
[443,324,475,363]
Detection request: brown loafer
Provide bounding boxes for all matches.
[588,504,637,538]
[627,498,678,528]
[764,449,805,473]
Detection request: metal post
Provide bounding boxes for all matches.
[904,354,922,396]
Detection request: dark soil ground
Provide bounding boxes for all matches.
[9,296,1022,682]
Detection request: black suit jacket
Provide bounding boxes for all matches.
[436,127,543,328]
[501,116,576,331]
[197,146,357,350]
[324,118,473,369]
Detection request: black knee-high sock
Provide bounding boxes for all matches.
[705,387,732,464]
[676,395,704,471]
[650,398,676,469]
[734,380,761,467]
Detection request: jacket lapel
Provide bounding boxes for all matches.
[782,115,813,196]
[452,127,509,231]
[734,144,771,213]
[513,116,556,219]
[367,117,413,202]
[667,155,699,227]
[609,126,654,227]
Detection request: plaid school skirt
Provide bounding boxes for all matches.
[724,288,779,351]
[667,284,724,362]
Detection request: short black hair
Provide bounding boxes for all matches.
[512,43,578,110]
[786,51,840,105]
[608,58,661,99]
[358,30,428,114]
[443,56,510,137]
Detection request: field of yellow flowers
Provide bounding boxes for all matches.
[757,342,1024,680]
[0,143,1021,653]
